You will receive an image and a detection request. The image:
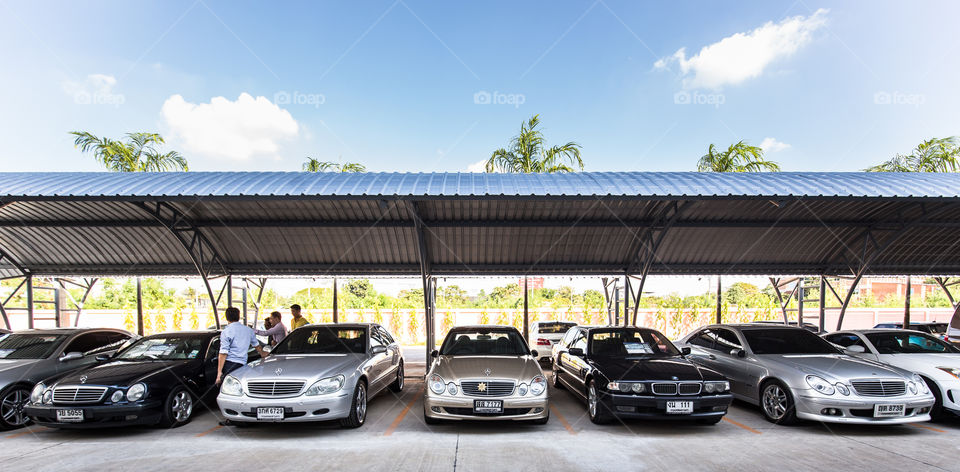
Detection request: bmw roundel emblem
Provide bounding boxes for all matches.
[671,376,678,381]
[79,375,88,384]
[275,368,283,376]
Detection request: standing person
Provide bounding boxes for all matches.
[254,311,287,346]
[289,304,309,330]
[216,307,268,386]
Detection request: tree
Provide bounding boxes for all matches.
[302,158,366,172]
[345,279,373,299]
[724,282,760,306]
[486,115,583,173]
[867,137,960,172]
[697,141,780,172]
[70,131,188,172]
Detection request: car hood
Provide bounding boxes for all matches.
[0,359,42,384]
[876,353,960,376]
[433,355,541,381]
[233,354,365,381]
[759,354,908,381]
[55,360,189,387]
[589,356,722,382]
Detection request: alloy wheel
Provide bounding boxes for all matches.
[171,391,193,423]
[356,384,367,423]
[762,384,788,420]
[397,365,404,390]
[588,384,598,418]
[1,388,29,427]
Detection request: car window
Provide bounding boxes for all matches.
[369,328,386,348]
[378,326,396,344]
[0,334,68,359]
[273,327,367,354]
[824,333,867,349]
[570,331,587,352]
[63,332,108,355]
[206,338,220,359]
[865,332,958,354]
[116,335,207,360]
[688,329,717,350]
[714,329,742,351]
[440,328,529,356]
[537,322,577,334]
[560,328,578,348]
[742,328,839,355]
[86,332,132,356]
[588,329,680,357]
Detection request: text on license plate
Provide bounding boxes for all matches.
[56,409,84,422]
[473,400,503,414]
[666,401,694,414]
[874,404,905,417]
[256,407,284,421]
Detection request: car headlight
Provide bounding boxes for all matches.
[446,382,458,395]
[805,375,835,395]
[42,389,53,404]
[704,381,730,393]
[518,383,529,396]
[30,383,46,403]
[937,367,960,379]
[912,374,929,394]
[220,376,242,396]
[126,382,147,402]
[429,374,445,395]
[110,390,124,403]
[530,375,546,396]
[631,382,645,394]
[835,383,850,396]
[305,375,345,396]
[908,381,918,395]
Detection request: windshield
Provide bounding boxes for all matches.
[916,324,948,335]
[742,328,840,355]
[272,327,367,355]
[866,332,958,354]
[116,336,206,361]
[537,322,576,334]
[0,334,67,360]
[589,329,680,357]
[440,329,529,356]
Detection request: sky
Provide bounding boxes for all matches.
[1,0,958,174]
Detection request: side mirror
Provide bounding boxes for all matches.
[95,354,111,362]
[60,352,83,362]
[530,350,539,358]
[568,348,585,357]
[681,347,692,356]
[430,350,439,358]
[371,345,387,355]
[730,348,746,358]
[844,345,866,354]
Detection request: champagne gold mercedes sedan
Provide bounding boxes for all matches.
[424,325,548,424]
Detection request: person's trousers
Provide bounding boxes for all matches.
[221,361,244,377]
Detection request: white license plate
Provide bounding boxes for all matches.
[56,409,84,423]
[473,400,503,414]
[874,404,905,417]
[256,407,285,421]
[666,401,694,414]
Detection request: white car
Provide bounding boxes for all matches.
[824,329,960,419]
[529,321,577,363]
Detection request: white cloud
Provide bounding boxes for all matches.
[760,137,791,152]
[161,93,299,161]
[466,159,489,172]
[655,9,828,89]
[62,74,125,106]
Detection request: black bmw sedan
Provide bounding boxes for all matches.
[552,326,733,424]
[24,331,234,429]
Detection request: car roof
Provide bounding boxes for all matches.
[301,322,375,328]
[704,323,808,331]
[839,328,939,335]
[448,324,521,331]
[10,327,130,335]
[144,330,219,336]
[875,321,942,325]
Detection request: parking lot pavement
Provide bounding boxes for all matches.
[2,371,959,471]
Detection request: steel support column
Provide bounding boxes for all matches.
[333,277,339,323]
[409,201,435,357]
[523,277,529,339]
[0,247,28,330]
[715,276,722,324]
[244,278,267,326]
[904,277,912,329]
[26,274,33,329]
[136,277,144,336]
[818,276,827,333]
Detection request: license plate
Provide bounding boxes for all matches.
[874,404,905,417]
[56,409,84,423]
[666,401,694,414]
[473,400,503,414]
[256,407,285,421]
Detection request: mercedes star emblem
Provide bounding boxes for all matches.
[483,368,492,376]
[79,375,88,384]
[275,368,283,376]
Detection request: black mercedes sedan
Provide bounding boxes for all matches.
[24,330,236,429]
[552,326,733,424]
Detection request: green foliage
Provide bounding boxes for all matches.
[303,158,366,172]
[698,141,780,172]
[725,282,761,306]
[86,278,177,310]
[486,115,583,173]
[71,131,187,172]
[867,137,960,172]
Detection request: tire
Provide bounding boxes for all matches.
[587,380,613,425]
[759,380,798,425]
[339,381,367,429]
[697,416,723,425]
[158,386,195,428]
[389,362,404,393]
[923,377,944,420]
[0,385,32,430]
[552,367,565,390]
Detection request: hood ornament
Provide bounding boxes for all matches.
[483,368,492,377]
[478,382,487,392]
[275,368,283,376]
[79,375,88,384]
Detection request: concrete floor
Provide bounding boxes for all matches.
[2,362,959,472]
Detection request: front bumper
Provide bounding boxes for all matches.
[931,378,960,415]
[601,392,733,420]
[24,401,163,429]
[423,392,549,421]
[794,390,935,424]
[217,390,353,423]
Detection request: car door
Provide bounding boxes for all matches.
[377,325,401,377]
[711,328,763,399]
[203,337,221,389]
[684,329,720,369]
[367,327,390,392]
[560,329,589,394]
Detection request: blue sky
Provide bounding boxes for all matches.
[1,0,958,173]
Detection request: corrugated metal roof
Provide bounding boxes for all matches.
[1,172,959,199]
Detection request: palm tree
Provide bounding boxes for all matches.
[485,115,583,173]
[70,131,188,172]
[302,158,366,172]
[697,141,780,172]
[867,137,960,172]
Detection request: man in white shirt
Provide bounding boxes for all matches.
[255,311,288,346]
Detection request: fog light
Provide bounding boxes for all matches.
[125,415,138,420]
[616,406,636,412]
[110,391,124,403]
[431,406,441,413]
[533,407,544,413]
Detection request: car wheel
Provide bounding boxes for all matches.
[923,377,944,420]
[552,367,565,390]
[389,362,404,393]
[760,380,798,425]
[0,385,32,430]
[159,386,195,428]
[587,380,612,425]
[339,381,367,429]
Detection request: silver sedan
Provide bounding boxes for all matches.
[677,324,935,425]
[217,323,404,428]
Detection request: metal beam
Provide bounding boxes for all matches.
[715,276,722,324]
[904,276,912,329]
[332,277,338,323]
[408,201,435,359]
[818,276,827,332]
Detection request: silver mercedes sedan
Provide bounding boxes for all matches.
[677,324,935,425]
[424,325,548,424]
[217,323,404,428]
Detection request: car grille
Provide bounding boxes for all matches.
[851,380,906,397]
[460,380,515,397]
[53,386,107,404]
[247,381,306,397]
[651,382,702,396]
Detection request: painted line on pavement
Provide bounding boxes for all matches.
[549,404,577,435]
[384,386,424,436]
[722,416,762,434]
[910,423,946,433]
[5,426,48,439]
[195,425,223,437]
